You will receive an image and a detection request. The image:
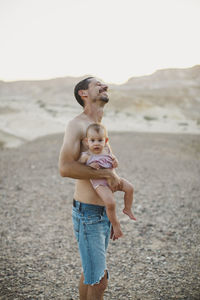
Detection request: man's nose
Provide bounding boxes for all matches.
[103,84,108,91]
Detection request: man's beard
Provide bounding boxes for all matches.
[99,89,109,103]
[100,95,109,103]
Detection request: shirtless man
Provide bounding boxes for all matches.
[59,77,121,300]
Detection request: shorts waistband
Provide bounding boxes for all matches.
[73,199,106,214]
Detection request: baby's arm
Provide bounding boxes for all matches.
[105,142,119,168]
[79,153,100,169]
[78,152,90,164]
[111,154,119,168]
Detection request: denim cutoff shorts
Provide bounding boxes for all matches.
[72,199,111,285]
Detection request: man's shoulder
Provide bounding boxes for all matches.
[65,114,87,138]
[67,113,91,130]
[67,114,83,129]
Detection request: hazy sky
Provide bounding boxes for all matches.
[0,0,199,83]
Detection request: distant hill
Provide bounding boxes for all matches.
[0,66,200,147]
[0,65,200,120]
[107,65,200,120]
[0,76,83,107]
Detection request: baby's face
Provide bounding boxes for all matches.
[87,129,106,154]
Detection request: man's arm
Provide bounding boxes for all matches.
[58,120,120,188]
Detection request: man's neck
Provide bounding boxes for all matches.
[83,104,104,123]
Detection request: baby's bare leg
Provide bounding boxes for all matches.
[120,178,136,220]
[95,186,123,239]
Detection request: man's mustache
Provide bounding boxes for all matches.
[99,87,107,93]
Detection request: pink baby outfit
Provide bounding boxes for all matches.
[86,154,113,189]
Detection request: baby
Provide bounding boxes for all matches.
[79,123,136,239]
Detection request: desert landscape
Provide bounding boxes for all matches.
[0,67,200,299]
[0,65,200,148]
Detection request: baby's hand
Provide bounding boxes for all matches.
[89,162,100,169]
[112,156,119,168]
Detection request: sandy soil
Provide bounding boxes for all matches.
[0,99,200,149]
[0,132,200,300]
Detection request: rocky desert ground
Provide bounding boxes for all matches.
[0,66,200,299]
[0,131,200,299]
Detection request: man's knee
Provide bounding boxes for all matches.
[89,271,108,294]
[98,271,108,291]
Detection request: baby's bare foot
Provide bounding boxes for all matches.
[123,208,136,220]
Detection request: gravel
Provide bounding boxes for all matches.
[0,132,200,300]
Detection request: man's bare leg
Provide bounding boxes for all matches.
[87,271,108,300]
[79,272,88,300]
[121,178,136,220]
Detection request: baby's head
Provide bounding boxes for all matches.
[86,123,108,154]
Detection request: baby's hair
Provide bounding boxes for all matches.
[86,123,108,138]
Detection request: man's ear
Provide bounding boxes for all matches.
[105,137,109,143]
[78,90,88,97]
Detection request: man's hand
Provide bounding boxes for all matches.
[110,226,116,240]
[110,225,122,241]
[106,170,122,192]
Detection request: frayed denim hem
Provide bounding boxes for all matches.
[84,269,109,286]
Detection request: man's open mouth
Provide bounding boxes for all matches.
[100,91,108,97]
